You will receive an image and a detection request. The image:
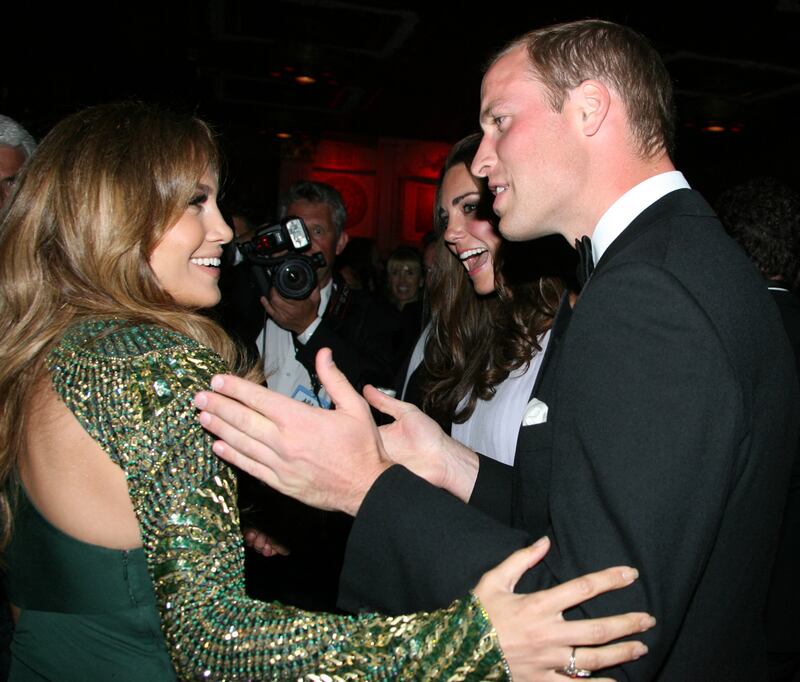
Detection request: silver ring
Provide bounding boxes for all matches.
[555,647,592,678]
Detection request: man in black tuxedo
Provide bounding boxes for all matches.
[196,20,799,680]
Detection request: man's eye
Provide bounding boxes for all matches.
[493,116,507,130]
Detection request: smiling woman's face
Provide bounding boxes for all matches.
[388,260,422,306]
[440,163,501,295]
[148,169,233,308]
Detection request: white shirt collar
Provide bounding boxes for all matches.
[295,279,334,345]
[318,278,334,315]
[591,171,690,263]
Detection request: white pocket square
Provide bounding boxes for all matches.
[521,398,549,426]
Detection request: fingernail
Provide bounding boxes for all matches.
[532,535,549,547]
[622,567,639,582]
[211,375,224,390]
[212,441,225,455]
[641,615,656,630]
[633,644,648,658]
[198,411,211,426]
[194,392,207,409]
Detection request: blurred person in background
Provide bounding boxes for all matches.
[0,115,36,209]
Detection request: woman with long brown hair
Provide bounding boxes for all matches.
[405,133,568,464]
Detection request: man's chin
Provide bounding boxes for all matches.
[497,214,528,242]
[499,214,554,242]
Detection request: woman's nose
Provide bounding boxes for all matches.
[443,218,464,244]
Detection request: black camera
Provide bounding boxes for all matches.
[237,217,326,300]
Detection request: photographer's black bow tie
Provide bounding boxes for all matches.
[575,235,595,289]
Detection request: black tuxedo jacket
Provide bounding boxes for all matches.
[765,288,800,657]
[338,190,799,680]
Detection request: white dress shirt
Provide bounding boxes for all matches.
[402,327,551,465]
[257,280,334,408]
[451,330,550,465]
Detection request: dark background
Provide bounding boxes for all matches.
[5,0,800,217]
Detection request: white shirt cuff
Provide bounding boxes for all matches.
[296,316,323,344]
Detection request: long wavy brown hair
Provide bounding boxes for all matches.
[421,134,563,424]
[0,101,253,550]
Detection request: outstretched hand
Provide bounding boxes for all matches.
[364,385,480,502]
[195,348,391,515]
[474,537,654,680]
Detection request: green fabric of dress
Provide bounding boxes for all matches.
[5,489,176,680]
[5,319,509,681]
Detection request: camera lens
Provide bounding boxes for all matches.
[275,258,316,299]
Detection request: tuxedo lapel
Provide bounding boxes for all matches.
[513,292,570,534]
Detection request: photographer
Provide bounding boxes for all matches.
[255,181,398,406]
[245,181,400,611]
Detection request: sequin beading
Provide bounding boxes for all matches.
[45,319,508,681]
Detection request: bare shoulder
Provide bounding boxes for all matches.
[20,320,228,550]
[20,375,142,551]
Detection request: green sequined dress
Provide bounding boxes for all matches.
[6,320,509,681]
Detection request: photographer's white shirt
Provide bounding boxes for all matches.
[257,281,333,408]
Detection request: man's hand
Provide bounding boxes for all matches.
[194,348,392,515]
[364,386,480,502]
[261,286,320,335]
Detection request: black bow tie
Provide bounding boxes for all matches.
[575,236,595,289]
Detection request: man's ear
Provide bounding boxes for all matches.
[335,231,349,256]
[576,79,610,137]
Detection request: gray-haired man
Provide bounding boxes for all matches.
[0,114,36,208]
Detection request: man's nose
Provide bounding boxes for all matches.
[471,136,495,178]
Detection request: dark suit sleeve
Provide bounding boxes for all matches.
[339,262,749,679]
[338,464,531,615]
[469,454,514,524]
